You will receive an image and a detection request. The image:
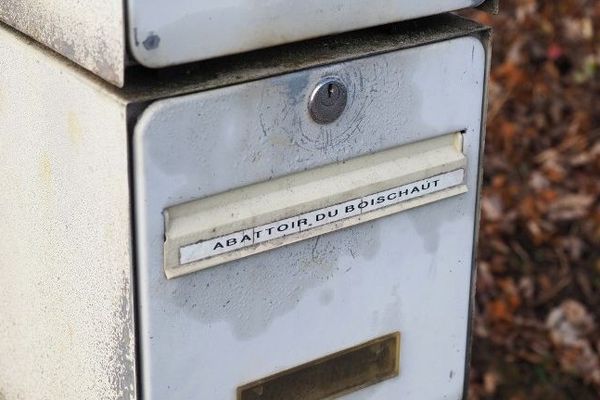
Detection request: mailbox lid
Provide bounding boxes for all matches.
[128,0,485,68]
[133,29,488,399]
[0,0,486,85]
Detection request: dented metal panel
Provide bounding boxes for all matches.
[0,26,136,400]
[0,0,125,86]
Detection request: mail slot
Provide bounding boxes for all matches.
[163,133,467,278]
[0,14,490,400]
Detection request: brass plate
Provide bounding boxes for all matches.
[237,332,401,400]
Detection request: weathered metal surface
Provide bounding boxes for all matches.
[0,12,489,400]
[133,31,488,399]
[4,15,485,103]
[119,15,489,103]
[0,0,125,86]
[127,0,486,68]
[0,1,490,85]
[0,25,136,400]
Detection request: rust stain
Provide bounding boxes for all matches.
[67,112,82,145]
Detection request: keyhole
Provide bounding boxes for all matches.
[328,83,336,98]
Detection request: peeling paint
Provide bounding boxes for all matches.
[106,272,136,400]
[142,33,160,51]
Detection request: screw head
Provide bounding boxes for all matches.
[308,78,348,124]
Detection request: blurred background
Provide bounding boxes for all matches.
[462,1,600,399]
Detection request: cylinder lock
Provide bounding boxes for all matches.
[308,78,348,124]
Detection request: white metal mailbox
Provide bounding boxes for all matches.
[126,0,486,70]
[0,0,487,86]
[0,14,490,400]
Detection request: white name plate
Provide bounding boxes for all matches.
[181,169,464,264]
[164,133,467,279]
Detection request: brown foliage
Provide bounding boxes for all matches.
[463,0,600,398]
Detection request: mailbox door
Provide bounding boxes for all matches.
[128,0,485,68]
[134,35,487,400]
